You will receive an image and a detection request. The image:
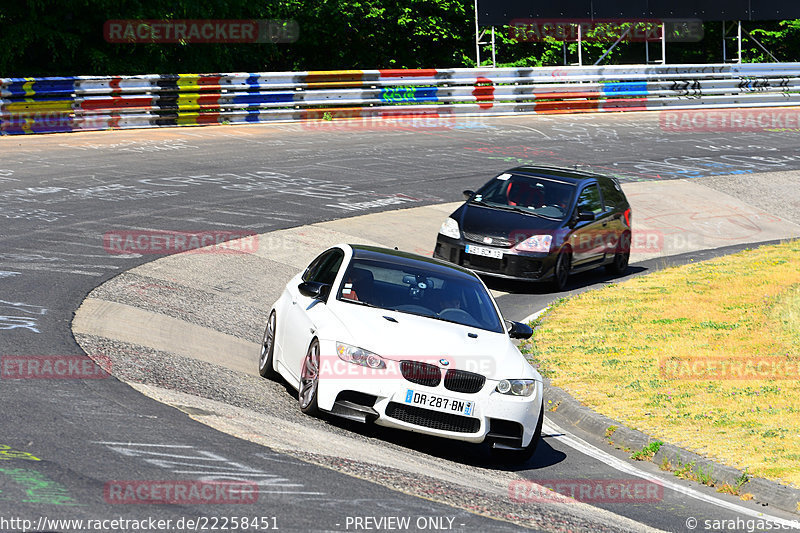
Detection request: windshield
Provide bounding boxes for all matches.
[471,173,576,219]
[337,258,504,333]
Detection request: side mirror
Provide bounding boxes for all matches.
[298,281,330,300]
[506,320,533,340]
[462,189,475,200]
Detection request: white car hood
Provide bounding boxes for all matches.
[323,301,537,381]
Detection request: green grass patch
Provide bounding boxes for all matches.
[523,240,800,487]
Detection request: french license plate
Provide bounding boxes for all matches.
[465,245,503,259]
[403,389,475,417]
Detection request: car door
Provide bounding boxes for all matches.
[282,248,344,381]
[598,177,629,255]
[569,182,606,266]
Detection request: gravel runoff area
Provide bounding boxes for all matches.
[73,333,656,533]
[87,271,265,344]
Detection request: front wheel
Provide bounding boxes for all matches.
[552,248,571,291]
[299,339,321,416]
[491,402,544,463]
[258,311,278,379]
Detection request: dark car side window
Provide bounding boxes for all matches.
[576,184,603,215]
[598,178,626,211]
[302,249,344,284]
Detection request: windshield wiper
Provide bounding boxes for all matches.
[343,299,380,308]
[471,199,547,216]
[469,198,493,207]
[489,203,548,218]
[516,208,549,218]
[470,199,517,212]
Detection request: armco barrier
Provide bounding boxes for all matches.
[2,63,800,135]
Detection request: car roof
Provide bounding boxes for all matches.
[506,165,610,184]
[349,245,478,278]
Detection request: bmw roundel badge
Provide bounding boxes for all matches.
[439,358,450,366]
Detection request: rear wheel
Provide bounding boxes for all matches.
[258,311,277,378]
[552,247,571,291]
[299,339,321,416]
[606,232,631,275]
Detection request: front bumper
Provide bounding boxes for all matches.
[434,235,557,282]
[315,347,543,448]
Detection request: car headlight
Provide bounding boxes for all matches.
[336,342,386,369]
[496,379,537,397]
[438,218,461,239]
[515,235,552,253]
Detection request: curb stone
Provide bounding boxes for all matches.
[543,383,800,516]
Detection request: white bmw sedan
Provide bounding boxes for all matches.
[259,244,544,460]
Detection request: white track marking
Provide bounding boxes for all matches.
[92,442,194,447]
[543,419,798,527]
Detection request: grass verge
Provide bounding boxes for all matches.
[522,240,800,487]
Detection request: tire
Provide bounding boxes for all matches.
[606,232,631,275]
[298,339,321,416]
[552,247,571,291]
[492,402,544,463]
[258,311,278,378]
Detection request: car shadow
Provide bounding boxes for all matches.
[323,415,566,471]
[483,264,649,295]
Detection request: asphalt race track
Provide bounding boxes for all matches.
[2,112,800,532]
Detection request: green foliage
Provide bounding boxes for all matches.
[0,3,798,76]
[736,468,750,489]
[695,464,714,486]
[0,0,472,76]
[744,20,800,62]
[0,0,296,76]
[631,440,663,461]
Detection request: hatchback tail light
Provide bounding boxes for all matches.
[623,208,632,227]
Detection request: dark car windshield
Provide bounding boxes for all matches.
[337,258,504,333]
[471,173,576,219]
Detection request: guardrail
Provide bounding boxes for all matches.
[2,63,800,135]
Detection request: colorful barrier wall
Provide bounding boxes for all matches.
[2,63,800,135]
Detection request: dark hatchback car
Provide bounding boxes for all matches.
[433,166,632,291]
